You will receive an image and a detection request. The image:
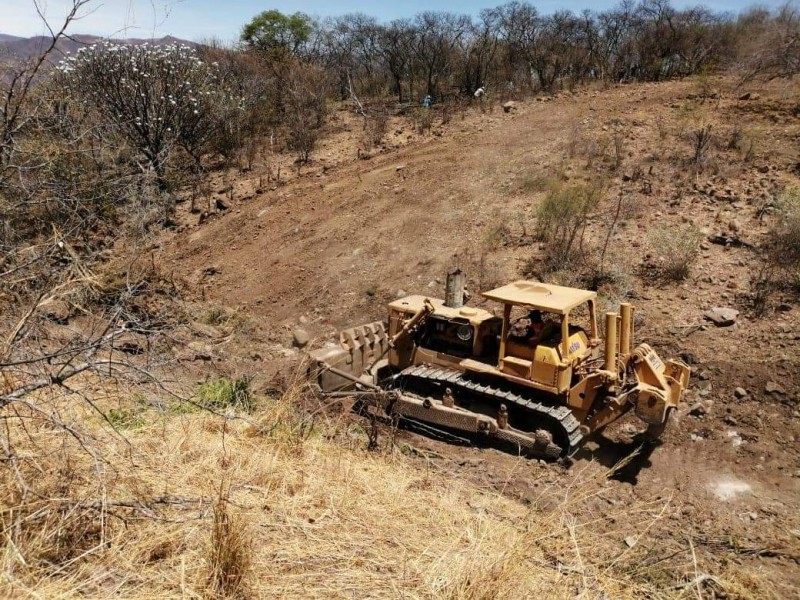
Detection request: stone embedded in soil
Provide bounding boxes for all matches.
[765,381,786,395]
[39,299,71,324]
[292,328,311,348]
[704,307,739,327]
[502,101,517,113]
[734,387,748,399]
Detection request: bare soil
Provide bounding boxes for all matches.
[158,76,800,595]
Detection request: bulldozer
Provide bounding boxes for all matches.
[308,272,690,459]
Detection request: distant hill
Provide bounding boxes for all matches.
[0,33,196,62]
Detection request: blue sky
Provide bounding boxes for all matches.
[2,0,785,42]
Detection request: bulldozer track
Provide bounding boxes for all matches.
[391,365,585,457]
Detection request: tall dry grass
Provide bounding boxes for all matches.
[0,375,783,599]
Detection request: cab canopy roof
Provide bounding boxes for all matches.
[481,280,596,315]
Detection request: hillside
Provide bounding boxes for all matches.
[2,75,799,597]
[0,33,194,60]
[154,75,799,595]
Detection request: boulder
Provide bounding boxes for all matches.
[704,307,739,327]
[39,299,71,324]
[765,381,786,395]
[292,328,311,348]
[502,101,517,113]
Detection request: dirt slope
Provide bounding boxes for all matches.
[158,76,800,595]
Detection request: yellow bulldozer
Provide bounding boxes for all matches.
[309,273,690,459]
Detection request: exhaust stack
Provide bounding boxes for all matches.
[605,312,618,375]
[620,303,633,355]
[444,268,467,308]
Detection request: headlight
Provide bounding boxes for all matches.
[456,324,473,341]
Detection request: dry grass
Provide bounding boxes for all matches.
[0,377,782,599]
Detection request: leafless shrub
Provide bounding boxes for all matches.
[727,126,758,162]
[749,262,780,316]
[613,132,625,170]
[412,106,433,133]
[646,225,703,281]
[518,172,552,194]
[283,63,330,163]
[692,124,714,172]
[362,106,389,149]
[739,3,800,83]
[751,187,800,312]
[207,489,252,598]
[534,182,602,272]
[566,122,583,158]
[655,115,669,140]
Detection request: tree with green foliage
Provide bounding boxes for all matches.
[240,9,313,56]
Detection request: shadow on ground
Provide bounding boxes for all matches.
[574,435,662,485]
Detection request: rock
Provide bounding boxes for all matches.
[39,299,71,324]
[502,101,517,113]
[624,536,637,548]
[187,341,213,361]
[396,289,407,298]
[704,307,739,327]
[734,387,748,399]
[395,164,406,172]
[726,430,744,447]
[215,197,229,211]
[292,328,311,348]
[190,322,224,339]
[738,92,759,101]
[689,400,711,417]
[765,381,786,395]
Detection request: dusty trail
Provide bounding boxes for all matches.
[166,90,584,331]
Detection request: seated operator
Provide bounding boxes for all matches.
[525,310,545,344]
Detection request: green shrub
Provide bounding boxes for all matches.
[197,377,254,412]
[107,408,146,430]
[647,225,702,281]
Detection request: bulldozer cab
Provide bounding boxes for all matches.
[482,281,600,392]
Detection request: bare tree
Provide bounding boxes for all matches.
[283,62,330,162]
[411,12,471,98]
[739,3,800,82]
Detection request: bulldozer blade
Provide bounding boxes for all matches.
[308,321,389,392]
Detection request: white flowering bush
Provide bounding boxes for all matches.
[57,42,245,186]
